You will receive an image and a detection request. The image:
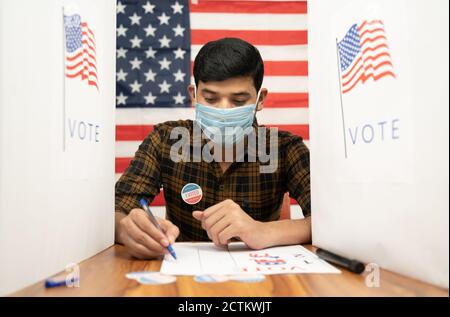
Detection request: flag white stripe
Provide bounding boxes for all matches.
[116,107,309,125]
[191,44,308,61]
[190,13,307,30]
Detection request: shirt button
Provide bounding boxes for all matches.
[219,185,224,190]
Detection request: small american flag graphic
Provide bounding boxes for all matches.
[337,20,395,94]
[63,14,99,90]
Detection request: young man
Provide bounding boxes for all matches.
[115,38,311,259]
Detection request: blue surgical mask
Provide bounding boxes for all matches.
[194,86,261,145]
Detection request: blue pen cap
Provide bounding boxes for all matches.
[140,198,148,207]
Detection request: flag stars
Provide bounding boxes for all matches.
[129,57,142,70]
[145,68,157,82]
[129,13,142,25]
[158,57,172,70]
[171,1,184,14]
[130,80,142,93]
[117,1,126,14]
[130,35,142,48]
[173,92,186,104]
[145,47,157,59]
[157,12,171,25]
[116,92,128,105]
[172,24,185,37]
[116,47,127,59]
[144,92,157,105]
[117,24,128,37]
[159,35,171,48]
[116,69,128,82]
[173,69,186,82]
[143,1,156,14]
[144,24,156,37]
[173,47,186,59]
[158,80,172,93]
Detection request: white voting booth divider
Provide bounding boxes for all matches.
[0,0,116,295]
[309,0,449,288]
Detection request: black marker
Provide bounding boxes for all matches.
[316,248,365,274]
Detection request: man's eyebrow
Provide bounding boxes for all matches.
[231,92,251,97]
[201,88,218,95]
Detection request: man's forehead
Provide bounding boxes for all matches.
[201,87,252,96]
[197,77,256,94]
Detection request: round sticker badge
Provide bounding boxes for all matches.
[181,183,203,205]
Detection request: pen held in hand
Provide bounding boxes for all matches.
[139,198,177,260]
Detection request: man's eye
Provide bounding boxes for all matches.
[234,100,247,106]
[205,98,216,103]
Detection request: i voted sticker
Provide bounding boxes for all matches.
[181,183,203,205]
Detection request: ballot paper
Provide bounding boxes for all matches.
[160,242,340,275]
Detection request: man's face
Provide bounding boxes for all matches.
[188,77,267,111]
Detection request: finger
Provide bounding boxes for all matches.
[218,225,239,246]
[192,211,203,221]
[127,218,167,254]
[132,211,168,247]
[203,199,233,218]
[121,232,162,259]
[203,207,227,230]
[159,219,180,244]
[209,216,232,246]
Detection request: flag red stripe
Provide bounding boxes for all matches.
[264,93,308,108]
[116,125,154,141]
[266,124,309,140]
[81,22,96,39]
[116,157,132,173]
[189,1,307,14]
[264,61,308,76]
[360,34,388,48]
[66,51,84,61]
[361,43,389,56]
[191,30,307,46]
[66,70,85,78]
[343,71,396,94]
[81,39,96,54]
[82,31,96,46]
[359,27,385,39]
[66,59,97,73]
[65,60,84,70]
[359,20,384,31]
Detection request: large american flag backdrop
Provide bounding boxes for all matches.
[116,0,308,217]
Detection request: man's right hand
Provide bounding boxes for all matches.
[115,209,180,259]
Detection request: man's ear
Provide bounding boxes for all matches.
[187,84,196,106]
[256,88,268,111]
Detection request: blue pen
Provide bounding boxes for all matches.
[139,198,177,260]
[44,277,78,288]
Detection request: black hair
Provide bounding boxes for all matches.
[193,37,264,91]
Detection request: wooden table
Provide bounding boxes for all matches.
[12,244,448,297]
